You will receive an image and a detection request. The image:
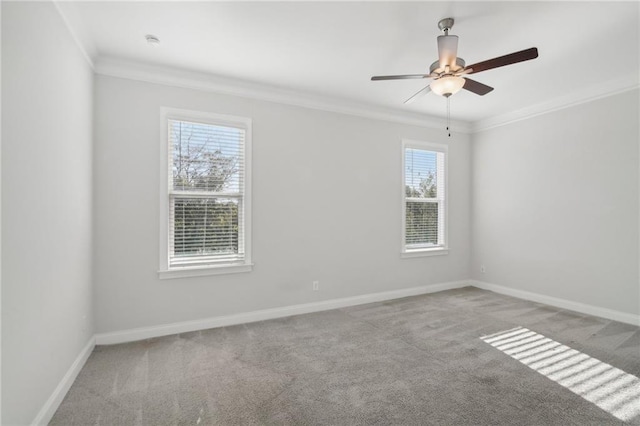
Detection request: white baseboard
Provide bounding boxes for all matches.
[32,336,96,426]
[95,280,470,345]
[31,279,638,424]
[471,280,640,326]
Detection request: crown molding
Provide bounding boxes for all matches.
[472,73,640,133]
[53,0,637,135]
[94,56,639,136]
[94,57,473,134]
[52,0,95,70]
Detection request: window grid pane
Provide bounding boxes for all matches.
[167,117,246,268]
[405,201,439,246]
[170,119,244,193]
[170,196,243,267]
[403,145,445,250]
[405,148,438,199]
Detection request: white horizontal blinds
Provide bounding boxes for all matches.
[169,197,244,267]
[404,147,445,249]
[168,119,245,267]
[436,151,445,245]
[171,119,243,193]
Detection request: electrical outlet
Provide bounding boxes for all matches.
[480,264,486,273]
[312,281,319,291]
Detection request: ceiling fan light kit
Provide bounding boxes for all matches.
[371,17,539,136]
[430,76,465,97]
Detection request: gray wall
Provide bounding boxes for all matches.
[2,4,638,421]
[93,75,472,334]
[471,90,640,315]
[1,2,94,425]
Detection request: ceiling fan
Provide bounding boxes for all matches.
[371,18,538,103]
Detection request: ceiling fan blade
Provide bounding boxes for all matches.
[404,85,432,104]
[462,78,494,96]
[371,74,431,81]
[437,35,459,69]
[465,47,538,75]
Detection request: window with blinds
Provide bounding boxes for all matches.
[160,108,252,276]
[402,141,447,254]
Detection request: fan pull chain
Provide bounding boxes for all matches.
[446,96,451,137]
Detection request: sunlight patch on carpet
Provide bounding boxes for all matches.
[481,326,640,422]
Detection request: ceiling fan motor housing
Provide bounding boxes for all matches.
[429,58,466,76]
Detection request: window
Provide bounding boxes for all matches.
[159,108,252,278]
[402,140,448,257]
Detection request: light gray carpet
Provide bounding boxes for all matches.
[51,287,640,425]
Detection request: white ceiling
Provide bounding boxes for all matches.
[58,1,639,123]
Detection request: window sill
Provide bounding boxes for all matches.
[158,263,253,279]
[401,248,449,258]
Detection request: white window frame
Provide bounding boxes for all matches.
[401,139,449,258]
[159,107,252,279]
